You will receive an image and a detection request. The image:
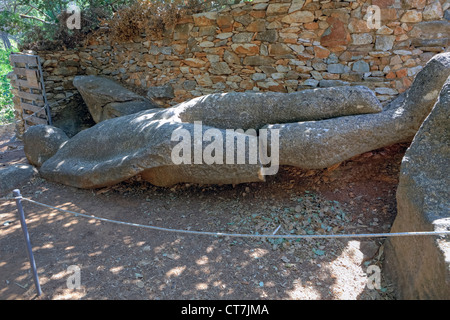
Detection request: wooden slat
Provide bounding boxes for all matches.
[16,79,42,90]
[13,67,39,77]
[17,90,44,101]
[21,102,46,114]
[26,69,40,88]
[10,54,39,66]
[24,116,48,125]
[10,54,51,129]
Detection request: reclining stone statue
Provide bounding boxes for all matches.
[23,52,450,189]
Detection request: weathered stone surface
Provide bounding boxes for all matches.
[231,44,259,55]
[0,164,37,196]
[23,125,69,167]
[281,10,314,24]
[327,63,349,74]
[193,12,217,26]
[34,1,450,137]
[384,75,450,299]
[267,3,290,15]
[319,79,350,87]
[39,84,383,189]
[400,10,422,23]
[102,101,162,121]
[375,35,396,51]
[246,19,266,32]
[173,23,193,40]
[223,50,240,65]
[261,52,450,169]
[351,33,373,45]
[288,0,305,14]
[50,93,95,138]
[320,17,350,47]
[243,55,275,66]
[372,0,395,8]
[406,0,426,10]
[175,86,382,131]
[232,32,254,43]
[352,60,370,73]
[37,53,450,192]
[422,1,443,21]
[409,21,450,40]
[255,30,278,43]
[209,62,233,75]
[39,110,264,188]
[268,43,292,56]
[147,84,175,100]
[183,58,207,67]
[73,76,159,123]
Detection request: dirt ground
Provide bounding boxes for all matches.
[0,128,407,300]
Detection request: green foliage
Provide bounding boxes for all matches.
[0,48,15,124]
[0,0,135,50]
[0,0,248,49]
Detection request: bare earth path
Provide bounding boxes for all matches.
[0,129,404,300]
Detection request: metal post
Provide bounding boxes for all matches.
[36,55,52,126]
[13,189,42,297]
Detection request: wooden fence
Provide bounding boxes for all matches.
[9,53,52,130]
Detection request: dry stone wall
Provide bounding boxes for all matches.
[33,0,449,133]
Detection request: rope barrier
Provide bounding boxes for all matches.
[7,196,449,240]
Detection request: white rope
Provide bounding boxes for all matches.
[13,197,450,240]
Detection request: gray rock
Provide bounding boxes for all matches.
[209,61,233,75]
[23,125,69,167]
[252,73,267,81]
[183,80,197,91]
[375,35,396,51]
[147,84,175,100]
[39,111,264,188]
[50,93,95,138]
[262,52,450,169]
[223,51,240,65]
[74,75,159,123]
[327,63,348,74]
[409,21,450,41]
[255,30,278,43]
[326,53,339,64]
[0,164,37,196]
[374,87,398,95]
[384,75,450,299]
[352,60,370,73]
[175,86,382,130]
[303,79,319,87]
[411,38,450,47]
[39,53,450,191]
[102,101,162,121]
[319,79,350,87]
[38,85,382,189]
[231,32,254,43]
[243,56,275,66]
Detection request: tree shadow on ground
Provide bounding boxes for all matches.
[0,144,405,300]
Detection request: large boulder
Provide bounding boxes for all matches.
[38,85,383,189]
[73,75,160,123]
[0,164,37,196]
[261,52,450,169]
[39,110,264,188]
[384,76,450,299]
[175,86,382,130]
[23,125,69,167]
[38,53,449,189]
